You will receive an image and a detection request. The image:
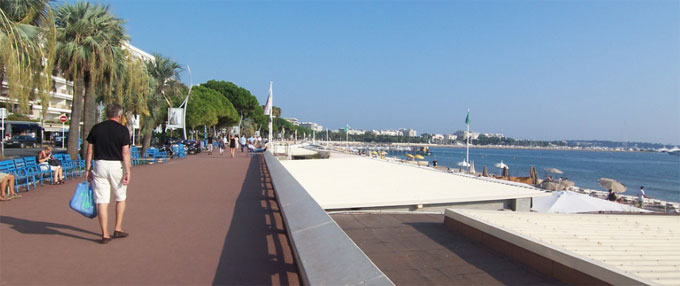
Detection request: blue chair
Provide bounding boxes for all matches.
[130,146,140,166]
[144,148,168,163]
[53,154,75,180]
[24,156,53,186]
[76,154,86,173]
[14,159,38,189]
[0,159,32,192]
[62,155,82,177]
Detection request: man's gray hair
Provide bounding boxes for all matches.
[106,103,123,118]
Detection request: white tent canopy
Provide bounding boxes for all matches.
[532,191,650,213]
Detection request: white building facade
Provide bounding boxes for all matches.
[300,122,323,132]
[0,42,153,133]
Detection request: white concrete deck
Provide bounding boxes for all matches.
[279,156,548,210]
[273,145,318,156]
[446,209,680,286]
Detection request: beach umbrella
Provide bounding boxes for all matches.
[495,160,508,169]
[598,178,627,193]
[469,161,476,174]
[415,154,425,160]
[502,167,509,177]
[457,161,470,167]
[545,168,564,174]
[482,166,488,177]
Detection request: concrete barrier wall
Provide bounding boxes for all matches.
[263,151,393,285]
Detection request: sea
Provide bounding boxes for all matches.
[402,147,680,203]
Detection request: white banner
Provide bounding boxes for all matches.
[167,108,184,129]
[264,82,273,116]
[132,114,140,129]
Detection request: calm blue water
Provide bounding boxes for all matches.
[404,147,680,203]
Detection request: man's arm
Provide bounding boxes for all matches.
[122,145,131,185]
[86,143,94,181]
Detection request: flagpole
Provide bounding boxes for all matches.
[466,108,470,166]
[268,81,273,146]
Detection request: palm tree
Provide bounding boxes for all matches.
[141,53,183,154]
[108,49,151,134]
[0,0,56,116]
[54,2,127,158]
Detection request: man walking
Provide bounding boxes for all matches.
[86,104,131,244]
[207,135,214,155]
[637,186,649,208]
[239,134,246,152]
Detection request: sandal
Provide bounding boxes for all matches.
[0,196,11,201]
[99,237,112,244]
[9,194,22,199]
[112,231,129,239]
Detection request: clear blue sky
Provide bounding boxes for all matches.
[74,0,679,145]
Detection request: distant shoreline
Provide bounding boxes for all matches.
[415,144,646,153]
[324,141,655,153]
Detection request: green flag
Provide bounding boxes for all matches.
[344,125,349,133]
[465,111,470,124]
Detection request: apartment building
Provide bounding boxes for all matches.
[0,42,153,134]
[299,122,323,132]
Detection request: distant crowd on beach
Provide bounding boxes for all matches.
[606,186,650,207]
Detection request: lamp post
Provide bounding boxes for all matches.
[0,108,6,157]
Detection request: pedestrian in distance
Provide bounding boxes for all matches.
[86,103,131,244]
[218,136,225,155]
[239,135,246,152]
[207,136,214,155]
[229,134,238,158]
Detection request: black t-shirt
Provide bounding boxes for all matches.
[86,120,131,161]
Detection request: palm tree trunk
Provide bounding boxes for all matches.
[141,131,152,157]
[67,78,84,159]
[82,74,96,158]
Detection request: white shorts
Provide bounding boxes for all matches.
[38,162,60,172]
[93,160,127,204]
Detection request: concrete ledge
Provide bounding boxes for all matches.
[264,151,394,285]
[444,209,653,285]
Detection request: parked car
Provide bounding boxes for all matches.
[4,135,37,148]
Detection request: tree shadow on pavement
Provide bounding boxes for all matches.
[212,155,300,285]
[0,216,99,242]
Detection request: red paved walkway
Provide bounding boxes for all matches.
[0,151,299,285]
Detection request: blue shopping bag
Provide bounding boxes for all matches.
[69,181,97,219]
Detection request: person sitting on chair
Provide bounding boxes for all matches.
[37,146,65,184]
[0,172,20,201]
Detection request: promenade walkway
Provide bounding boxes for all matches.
[0,151,299,285]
